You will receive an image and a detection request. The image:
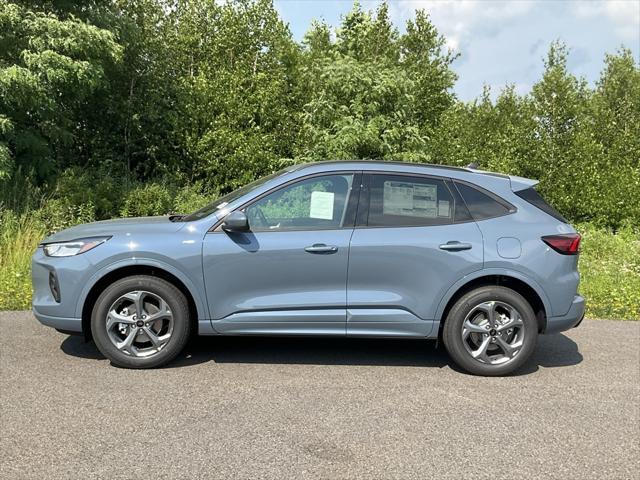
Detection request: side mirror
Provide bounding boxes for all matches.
[222,211,249,232]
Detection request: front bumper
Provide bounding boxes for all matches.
[31,247,93,333]
[544,295,585,334]
[32,307,83,333]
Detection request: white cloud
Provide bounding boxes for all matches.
[575,0,640,42]
[389,0,538,54]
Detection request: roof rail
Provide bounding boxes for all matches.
[289,159,517,181]
[290,159,472,173]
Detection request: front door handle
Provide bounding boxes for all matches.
[304,244,338,254]
[439,241,472,252]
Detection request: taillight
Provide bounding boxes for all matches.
[541,233,581,255]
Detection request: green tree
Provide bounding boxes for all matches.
[166,0,300,191]
[0,0,122,179]
[90,0,179,179]
[431,85,536,174]
[0,0,637,229]
[401,9,458,132]
[295,2,456,162]
[529,42,605,224]
[585,49,640,226]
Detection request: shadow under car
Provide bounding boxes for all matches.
[60,331,583,375]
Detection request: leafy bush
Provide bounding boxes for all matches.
[173,183,219,214]
[0,167,44,213]
[53,166,128,219]
[33,198,96,235]
[120,183,173,217]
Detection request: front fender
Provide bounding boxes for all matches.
[74,258,210,323]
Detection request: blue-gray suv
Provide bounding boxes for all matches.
[32,161,585,375]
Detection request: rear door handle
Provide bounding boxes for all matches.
[305,244,338,254]
[439,241,472,252]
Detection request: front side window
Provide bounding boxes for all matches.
[367,174,455,227]
[245,174,354,231]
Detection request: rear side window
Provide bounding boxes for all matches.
[367,174,455,227]
[454,181,513,220]
[515,187,567,222]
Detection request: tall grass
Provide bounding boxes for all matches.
[577,224,640,320]
[0,210,46,310]
[0,211,638,319]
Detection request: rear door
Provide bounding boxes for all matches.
[346,172,483,337]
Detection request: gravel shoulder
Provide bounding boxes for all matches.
[1,312,639,479]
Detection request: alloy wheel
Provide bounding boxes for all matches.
[105,290,174,358]
[461,300,525,365]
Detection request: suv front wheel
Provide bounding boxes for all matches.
[443,286,538,376]
[91,275,191,368]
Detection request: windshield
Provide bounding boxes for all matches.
[182,170,287,221]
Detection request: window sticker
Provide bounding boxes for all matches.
[383,181,438,218]
[383,183,414,215]
[309,191,335,220]
[438,200,450,217]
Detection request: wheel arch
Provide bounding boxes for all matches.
[436,271,550,338]
[79,263,205,340]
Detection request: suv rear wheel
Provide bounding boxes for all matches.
[91,275,191,368]
[443,286,538,376]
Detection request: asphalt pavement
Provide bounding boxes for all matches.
[1,312,638,479]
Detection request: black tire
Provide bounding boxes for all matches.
[91,275,191,369]
[442,286,538,376]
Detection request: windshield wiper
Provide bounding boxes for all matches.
[168,214,186,222]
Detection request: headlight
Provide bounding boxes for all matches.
[42,236,111,257]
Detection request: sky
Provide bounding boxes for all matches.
[273,0,640,101]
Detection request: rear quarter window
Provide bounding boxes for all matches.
[454,181,514,221]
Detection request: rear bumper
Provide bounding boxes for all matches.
[544,295,585,334]
[32,307,83,333]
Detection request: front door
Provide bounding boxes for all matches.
[347,172,484,337]
[203,172,358,335]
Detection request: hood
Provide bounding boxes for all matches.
[40,216,185,244]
